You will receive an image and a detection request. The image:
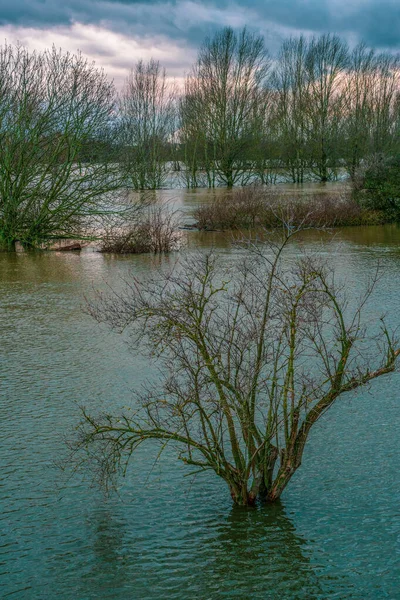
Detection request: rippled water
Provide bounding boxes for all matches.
[1,223,400,599]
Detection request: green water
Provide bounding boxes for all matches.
[1,224,400,599]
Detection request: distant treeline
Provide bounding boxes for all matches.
[117,28,400,189]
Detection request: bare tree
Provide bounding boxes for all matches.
[0,43,121,251]
[341,43,376,180]
[369,52,400,157]
[178,31,399,190]
[74,228,399,506]
[119,59,176,190]
[179,81,209,188]
[180,27,270,188]
[99,200,182,254]
[342,46,400,181]
[272,36,312,183]
[305,34,349,182]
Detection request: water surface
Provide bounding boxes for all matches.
[1,221,400,599]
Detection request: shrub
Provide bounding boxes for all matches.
[194,188,266,230]
[354,155,400,220]
[194,187,383,230]
[100,204,182,254]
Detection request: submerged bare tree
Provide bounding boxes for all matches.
[272,36,312,183]
[180,27,270,188]
[119,59,176,190]
[369,52,400,157]
[305,34,349,182]
[99,200,182,254]
[341,43,376,180]
[74,228,399,506]
[0,43,121,251]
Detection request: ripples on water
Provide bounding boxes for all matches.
[1,225,400,599]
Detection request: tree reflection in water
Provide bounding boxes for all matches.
[195,501,325,599]
[77,498,343,599]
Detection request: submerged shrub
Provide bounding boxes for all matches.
[100,203,182,254]
[194,187,384,230]
[194,188,266,229]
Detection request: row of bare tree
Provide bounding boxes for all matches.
[127,28,400,188]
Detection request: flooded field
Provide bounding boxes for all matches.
[1,197,400,598]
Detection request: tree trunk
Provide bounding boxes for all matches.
[266,461,297,502]
[229,483,257,507]
[226,169,234,188]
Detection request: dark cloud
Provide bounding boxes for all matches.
[1,0,399,51]
[0,0,398,86]
[351,1,400,49]
[0,0,169,28]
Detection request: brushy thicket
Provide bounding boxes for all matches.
[354,155,400,220]
[193,187,388,231]
[100,204,182,254]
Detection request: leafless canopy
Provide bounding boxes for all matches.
[0,43,121,250]
[76,228,399,506]
[180,27,270,188]
[119,59,176,190]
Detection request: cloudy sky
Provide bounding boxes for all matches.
[1,0,399,87]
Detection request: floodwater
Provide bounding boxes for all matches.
[1,208,400,598]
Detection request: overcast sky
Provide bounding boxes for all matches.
[1,0,399,87]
